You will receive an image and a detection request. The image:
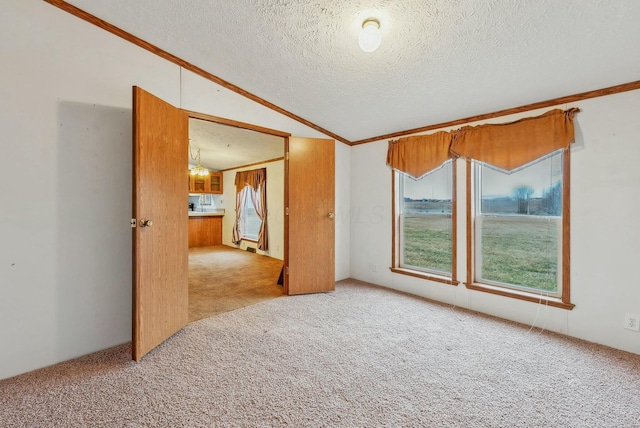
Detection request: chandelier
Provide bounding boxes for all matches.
[189,144,210,177]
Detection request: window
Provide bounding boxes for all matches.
[398,161,454,277]
[474,152,563,296]
[232,168,268,250]
[387,108,578,309]
[242,192,262,241]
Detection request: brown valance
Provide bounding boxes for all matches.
[386,131,453,179]
[450,108,580,171]
[235,168,266,192]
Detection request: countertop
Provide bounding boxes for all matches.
[189,210,225,217]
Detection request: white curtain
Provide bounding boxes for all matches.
[232,186,250,245]
[250,183,268,251]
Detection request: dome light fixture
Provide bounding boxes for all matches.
[358,18,381,52]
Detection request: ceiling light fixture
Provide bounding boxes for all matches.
[189,143,210,177]
[359,18,381,52]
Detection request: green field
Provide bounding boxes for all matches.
[402,215,558,292]
[403,215,452,274]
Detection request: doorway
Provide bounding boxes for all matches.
[133,86,336,360]
[186,114,287,322]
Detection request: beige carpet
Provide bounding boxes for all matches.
[1,280,639,427]
[189,245,284,322]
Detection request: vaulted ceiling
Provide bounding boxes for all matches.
[63,0,640,145]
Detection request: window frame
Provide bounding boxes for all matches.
[465,151,574,310]
[391,161,459,286]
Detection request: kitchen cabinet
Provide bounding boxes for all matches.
[188,172,223,194]
[189,174,207,193]
[209,172,222,193]
[188,216,223,248]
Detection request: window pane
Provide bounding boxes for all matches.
[480,217,559,292]
[477,151,562,294]
[243,194,261,240]
[400,161,452,275]
[481,153,563,216]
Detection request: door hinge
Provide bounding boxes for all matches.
[285,266,289,275]
[130,218,137,228]
[285,152,289,160]
[285,207,289,216]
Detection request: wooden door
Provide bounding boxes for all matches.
[285,137,335,295]
[132,87,189,361]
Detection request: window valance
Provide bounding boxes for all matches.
[235,168,266,192]
[386,131,453,179]
[386,108,580,176]
[450,108,580,171]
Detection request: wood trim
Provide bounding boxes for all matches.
[464,282,575,310]
[451,161,458,283]
[283,137,290,295]
[220,157,284,173]
[351,80,640,146]
[391,171,397,268]
[562,149,571,305]
[466,160,473,285]
[186,111,291,138]
[390,268,459,286]
[42,0,350,145]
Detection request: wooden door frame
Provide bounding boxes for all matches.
[283,137,290,295]
[183,110,292,295]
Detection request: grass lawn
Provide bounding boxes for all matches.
[403,215,452,274]
[402,215,558,292]
[480,217,558,292]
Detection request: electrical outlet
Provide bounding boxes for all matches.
[624,313,640,332]
[372,264,378,273]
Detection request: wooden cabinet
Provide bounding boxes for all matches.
[188,216,223,248]
[189,174,207,193]
[188,172,223,194]
[209,172,222,193]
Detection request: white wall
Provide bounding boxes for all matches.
[221,160,285,260]
[350,90,640,355]
[335,140,352,281]
[0,0,350,380]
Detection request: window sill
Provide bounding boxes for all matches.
[464,282,575,310]
[241,237,258,243]
[390,267,459,286]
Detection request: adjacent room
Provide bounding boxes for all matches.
[1,0,640,426]
[186,118,286,321]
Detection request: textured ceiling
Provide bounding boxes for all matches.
[65,0,640,143]
[189,119,284,171]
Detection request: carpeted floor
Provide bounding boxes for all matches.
[1,279,639,427]
[189,245,284,322]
